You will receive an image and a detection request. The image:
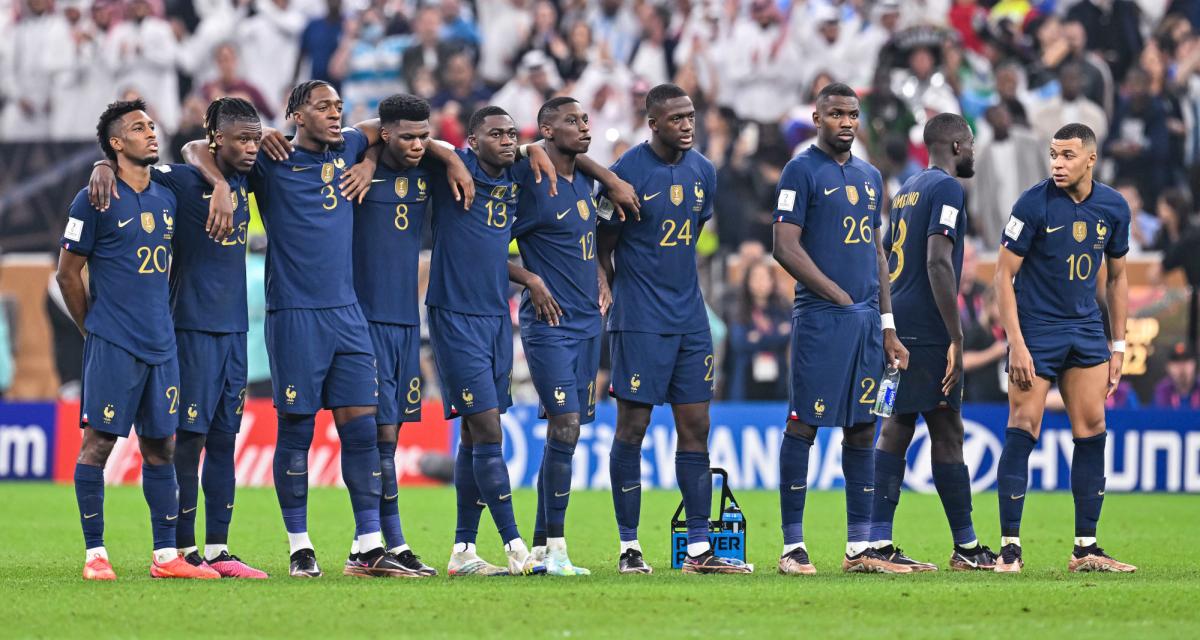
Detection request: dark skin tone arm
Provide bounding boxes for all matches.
[597,225,619,287]
[55,250,90,335]
[927,234,964,393]
[995,246,1033,390]
[508,262,562,326]
[876,233,909,369]
[522,142,640,220]
[770,223,853,305]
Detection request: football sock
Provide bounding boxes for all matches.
[547,537,566,553]
[533,456,547,547]
[782,541,807,556]
[273,413,315,535]
[1001,536,1021,547]
[675,451,712,553]
[202,428,236,546]
[847,541,872,556]
[181,545,198,557]
[377,439,406,548]
[173,430,204,550]
[869,448,905,544]
[288,532,314,554]
[389,543,411,555]
[204,544,229,561]
[1075,536,1097,548]
[997,428,1036,537]
[85,547,108,561]
[453,444,483,545]
[75,463,106,550]
[544,437,575,539]
[609,438,642,542]
[619,540,641,554]
[337,414,382,537]
[357,531,383,553]
[473,442,520,543]
[153,547,179,564]
[779,431,814,545]
[1071,432,1107,539]
[842,443,874,545]
[142,462,179,551]
[932,462,977,546]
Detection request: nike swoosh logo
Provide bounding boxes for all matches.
[118,218,133,227]
[181,507,197,514]
[384,493,398,500]
[824,187,840,195]
[1010,494,1025,500]
[202,193,213,200]
[475,499,487,507]
[226,504,234,509]
[556,209,571,220]
[863,487,875,493]
[790,484,806,491]
[83,513,98,519]
[371,179,386,183]
[291,166,310,172]
[498,493,512,501]
[1046,225,1065,233]
[166,514,178,521]
[621,484,640,493]
[285,470,307,476]
[372,471,382,477]
[554,491,570,497]
[1097,490,1105,496]
[642,192,661,201]
[404,408,420,415]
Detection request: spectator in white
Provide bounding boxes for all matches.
[0,0,71,141]
[726,0,802,125]
[854,0,902,88]
[1033,62,1108,146]
[571,49,638,164]
[438,0,480,54]
[519,2,569,72]
[589,0,641,64]
[893,44,962,134]
[330,8,408,123]
[899,0,950,28]
[1063,18,1115,117]
[238,0,306,118]
[107,0,181,132]
[51,0,117,141]
[628,3,671,87]
[177,0,238,87]
[401,5,456,88]
[1115,179,1160,254]
[797,4,856,89]
[476,0,532,86]
[672,0,731,106]
[970,103,1046,248]
[993,62,1031,128]
[492,49,561,134]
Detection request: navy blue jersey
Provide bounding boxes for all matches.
[151,164,250,333]
[248,127,370,311]
[60,179,178,364]
[886,167,966,345]
[1001,179,1131,328]
[599,142,715,334]
[511,162,600,338]
[352,161,431,325]
[773,145,884,315]
[425,148,518,316]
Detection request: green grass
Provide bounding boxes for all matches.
[0,484,1196,639]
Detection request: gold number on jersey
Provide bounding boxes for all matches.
[843,215,872,244]
[888,219,907,283]
[659,218,693,247]
[579,231,595,259]
[136,245,168,273]
[1066,253,1094,281]
[394,204,410,230]
[406,377,422,405]
[858,378,877,404]
[485,200,508,228]
[165,386,179,414]
[321,184,338,211]
[221,222,248,246]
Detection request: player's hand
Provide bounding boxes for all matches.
[526,274,563,326]
[339,156,375,203]
[598,272,613,316]
[206,181,234,241]
[942,341,964,396]
[830,289,853,306]
[884,330,909,370]
[1107,350,1124,398]
[260,128,293,162]
[1007,342,1035,391]
[526,143,558,197]
[88,162,118,211]
[445,160,475,211]
[603,176,640,221]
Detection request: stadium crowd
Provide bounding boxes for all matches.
[4,0,1200,405]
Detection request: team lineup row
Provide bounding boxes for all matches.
[59,77,1134,581]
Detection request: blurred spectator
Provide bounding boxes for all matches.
[972,104,1046,248]
[492,49,560,131]
[517,1,568,75]
[329,8,407,123]
[477,0,533,87]
[1062,18,1115,117]
[239,0,306,117]
[1066,0,1144,86]
[200,42,276,121]
[1,0,71,140]
[726,259,790,401]
[799,5,854,90]
[628,4,672,88]
[962,285,1008,403]
[857,0,903,87]
[993,62,1030,128]
[727,0,801,125]
[432,51,492,129]
[297,0,343,86]
[557,19,594,83]
[106,0,181,132]
[1033,62,1109,145]
[438,0,480,54]
[1115,179,1161,253]
[51,0,117,140]
[172,94,208,162]
[588,0,640,65]
[892,44,961,131]
[1153,342,1200,409]
[863,68,917,174]
[1151,187,1192,252]
[402,5,456,89]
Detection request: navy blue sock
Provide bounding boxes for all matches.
[997,428,1037,538]
[675,451,712,548]
[173,430,204,549]
[842,443,874,543]
[544,438,576,539]
[779,431,814,545]
[272,413,315,534]
[932,462,976,545]
[532,457,547,547]
[473,442,519,543]
[74,463,105,549]
[378,439,405,548]
[454,444,484,545]
[142,462,179,551]
[869,448,906,542]
[609,438,642,542]
[202,429,237,545]
[337,414,382,539]
[1071,432,1107,538]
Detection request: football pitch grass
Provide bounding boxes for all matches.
[1,484,1197,639]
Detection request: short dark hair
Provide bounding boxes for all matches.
[96,99,149,162]
[286,80,333,118]
[1053,122,1097,147]
[467,105,512,135]
[815,82,858,107]
[923,112,970,147]
[204,97,260,147]
[646,83,689,113]
[537,96,579,126]
[379,93,431,125]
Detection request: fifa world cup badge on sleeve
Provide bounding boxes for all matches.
[670,468,753,571]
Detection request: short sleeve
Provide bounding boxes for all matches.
[926,178,966,242]
[61,190,98,256]
[699,160,717,223]
[1000,189,1043,256]
[596,156,629,229]
[773,159,810,227]
[510,160,540,238]
[1106,196,1131,259]
[869,166,884,229]
[342,127,370,162]
[150,163,184,193]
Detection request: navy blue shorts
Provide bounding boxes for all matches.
[266,305,378,414]
[609,330,714,406]
[369,322,422,425]
[81,334,180,439]
[1015,323,1110,382]
[523,332,601,424]
[892,343,963,416]
[177,330,247,434]
[428,308,512,419]
[788,302,884,427]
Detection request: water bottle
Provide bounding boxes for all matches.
[872,362,901,417]
[721,503,744,534]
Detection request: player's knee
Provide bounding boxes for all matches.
[928,420,965,464]
[842,422,876,449]
[333,405,375,425]
[376,424,399,446]
[204,429,235,457]
[465,412,503,445]
[77,430,117,467]
[547,414,581,448]
[337,417,377,450]
[173,431,205,466]
[139,436,175,465]
[676,422,710,453]
[877,417,916,455]
[614,411,650,446]
[784,420,817,441]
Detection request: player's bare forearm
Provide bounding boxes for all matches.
[1105,256,1128,342]
[352,118,382,146]
[426,142,474,209]
[597,227,618,286]
[927,235,964,343]
[993,247,1026,347]
[771,224,850,305]
[507,262,538,288]
[508,261,562,325]
[55,249,89,336]
[181,140,226,188]
[875,235,893,315]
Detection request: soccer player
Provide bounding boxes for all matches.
[59,100,217,580]
[992,123,1135,573]
[510,96,610,577]
[86,97,268,578]
[770,83,910,575]
[869,113,998,571]
[598,83,750,575]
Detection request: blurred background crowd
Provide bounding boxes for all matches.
[1,0,1199,411]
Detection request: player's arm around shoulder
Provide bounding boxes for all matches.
[425,140,474,210]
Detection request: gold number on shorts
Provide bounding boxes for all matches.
[235,388,247,415]
[704,354,715,381]
[406,377,422,405]
[165,386,179,414]
[858,378,876,404]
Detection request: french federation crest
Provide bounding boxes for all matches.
[140,212,155,233]
[333,157,346,169]
[321,162,335,184]
[846,185,859,206]
[395,177,409,198]
[577,199,590,221]
[1073,220,1087,243]
[670,184,684,206]
[1096,222,1107,237]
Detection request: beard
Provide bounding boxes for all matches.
[956,158,975,178]
[134,153,159,167]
